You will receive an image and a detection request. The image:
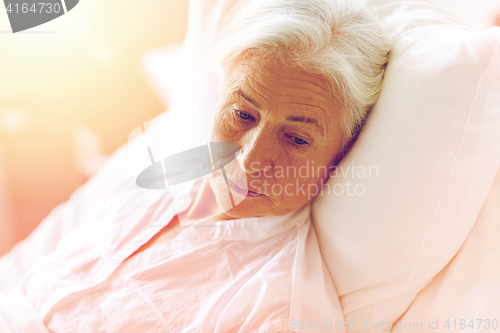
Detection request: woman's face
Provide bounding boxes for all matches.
[210,56,344,218]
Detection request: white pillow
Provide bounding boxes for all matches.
[143,0,500,329]
[391,161,500,331]
[312,0,500,329]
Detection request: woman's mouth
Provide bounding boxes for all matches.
[228,179,264,197]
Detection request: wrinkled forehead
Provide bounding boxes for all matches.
[223,56,342,130]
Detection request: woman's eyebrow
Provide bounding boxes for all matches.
[286,116,324,135]
[229,86,326,135]
[230,88,262,109]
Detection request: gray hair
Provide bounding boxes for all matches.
[212,0,393,154]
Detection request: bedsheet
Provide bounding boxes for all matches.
[0,288,49,333]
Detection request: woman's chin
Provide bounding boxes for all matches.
[208,172,304,219]
[209,181,263,218]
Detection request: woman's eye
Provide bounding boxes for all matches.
[235,110,253,120]
[292,136,308,145]
[286,134,309,148]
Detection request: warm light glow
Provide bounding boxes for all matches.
[0,0,188,251]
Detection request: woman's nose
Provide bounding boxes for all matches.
[236,129,273,174]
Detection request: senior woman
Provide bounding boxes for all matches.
[0,0,391,332]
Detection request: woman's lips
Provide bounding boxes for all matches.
[228,179,264,197]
